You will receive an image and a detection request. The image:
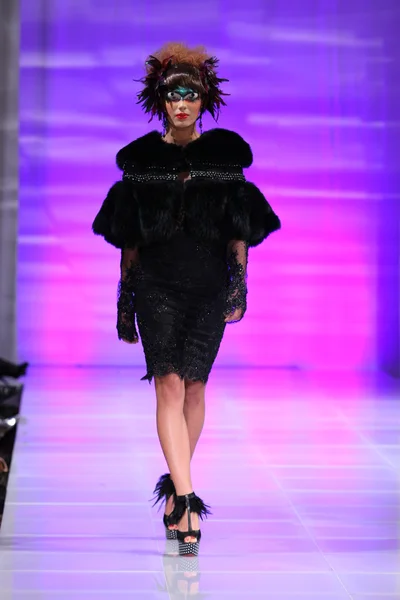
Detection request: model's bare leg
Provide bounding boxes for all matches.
[165,380,205,515]
[184,379,206,457]
[155,373,199,542]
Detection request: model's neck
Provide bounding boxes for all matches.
[164,126,200,146]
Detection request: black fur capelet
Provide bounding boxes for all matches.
[92,128,281,249]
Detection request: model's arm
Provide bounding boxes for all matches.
[224,239,248,324]
[117,247,140,343]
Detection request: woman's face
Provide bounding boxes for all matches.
[164,87,202,130]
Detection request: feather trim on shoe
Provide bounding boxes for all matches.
[151,473,176,509]
[187,492,212,521]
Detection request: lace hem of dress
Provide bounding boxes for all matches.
[140,367,210,385]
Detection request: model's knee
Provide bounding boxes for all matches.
[184,380,205,407]
[155,373,185,408]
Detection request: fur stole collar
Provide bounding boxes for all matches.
[116,128,253,170]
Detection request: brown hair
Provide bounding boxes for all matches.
[148,42,209,70]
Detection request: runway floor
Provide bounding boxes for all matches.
[0,366,399,599]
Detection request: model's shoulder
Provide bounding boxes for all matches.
[187,128,253,168]
[116,130,176,169]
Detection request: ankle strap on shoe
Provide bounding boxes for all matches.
[174,492,212,521]
[175,491,195,501]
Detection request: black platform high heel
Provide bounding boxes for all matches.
[152,473,178,540]
[170,492,211,556]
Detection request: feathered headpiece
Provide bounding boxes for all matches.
[136,44,229,122]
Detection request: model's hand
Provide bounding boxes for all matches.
[224,308,243,323]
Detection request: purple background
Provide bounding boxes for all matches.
[18,1,399,372]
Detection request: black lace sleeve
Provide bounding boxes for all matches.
[117,247,140,343]
[224,240,248,324]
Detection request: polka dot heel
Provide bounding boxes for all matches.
[163,513,178,540]
[178,536,201,557]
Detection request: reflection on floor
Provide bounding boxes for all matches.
[0,367,399,599]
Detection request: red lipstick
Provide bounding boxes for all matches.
[176,114,189,120]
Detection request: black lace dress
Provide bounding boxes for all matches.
[118,225,248,384]
[93,128,280,384]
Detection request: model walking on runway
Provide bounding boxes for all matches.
[92,42,281,556]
